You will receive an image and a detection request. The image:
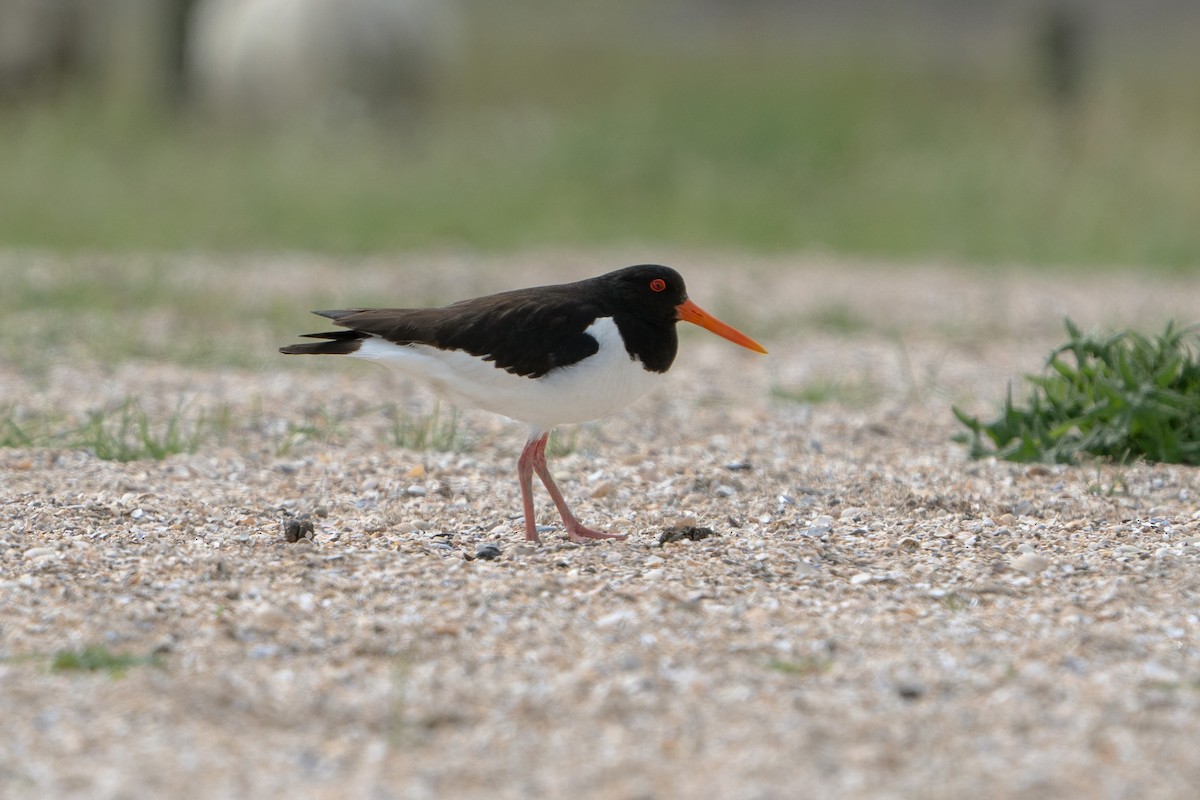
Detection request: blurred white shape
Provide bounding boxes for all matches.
[187,0,462,129]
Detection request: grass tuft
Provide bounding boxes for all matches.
[1,399,211,461]
[955,319,1200,464]
[546,427,585,458]
[51,645,163,677]
[274,404,351,456]
[766,657,831,676]
[388,402,468,453]
[72,400,207,462]
[0,406,59,448]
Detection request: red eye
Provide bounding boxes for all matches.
[650,278,667,292]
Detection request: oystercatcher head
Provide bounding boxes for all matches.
[280,264,766,543]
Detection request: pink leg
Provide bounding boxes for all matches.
[517,436,541,542]
[522,431,625,544]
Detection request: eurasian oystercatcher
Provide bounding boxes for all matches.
[280,264,766,543]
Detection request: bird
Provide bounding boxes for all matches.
[280,264,767,543]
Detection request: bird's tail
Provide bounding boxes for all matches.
[279,330,368,355]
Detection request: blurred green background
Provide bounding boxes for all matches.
[1,0,1198,269]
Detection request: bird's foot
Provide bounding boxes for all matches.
[565,522,627,543]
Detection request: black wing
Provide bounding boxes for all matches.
[306,285,606,378]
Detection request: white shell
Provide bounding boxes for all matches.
[1011,552,1052,574]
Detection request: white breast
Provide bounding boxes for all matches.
[352,317,662,432]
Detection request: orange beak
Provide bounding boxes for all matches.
[676,298,767,354]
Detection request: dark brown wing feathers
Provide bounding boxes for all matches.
[282,288,605,378]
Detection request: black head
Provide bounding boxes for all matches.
[595,264,767,367]
[596,264,688,320]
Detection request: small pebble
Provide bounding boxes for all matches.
[798,516,833,538]
[659,525,716,545]
[590,481,614,499]
[793,560,819,577]
[248,644,280,660]
[250,606,288,632]
[1141,661,1181,683]
[475,544,502,561]
[1012,499,1036,517]
[597,609,636,627]
[282,517,314,543]
[638,465,660,482]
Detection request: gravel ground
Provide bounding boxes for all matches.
[3,254,1200,799]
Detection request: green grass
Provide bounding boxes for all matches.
[0,26,1198,267]
[273,401,472,455]
[0,253,296,369]
[1,400,212,459]
[546,427,587,458]
[0,406,57,448]
[388,402,468,452]
[2,398,477,459]
[72,400,209,462]
[766,656,832,677]
[273,403,355,456]
[955,320,1200,464]
[50,645,163,677]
